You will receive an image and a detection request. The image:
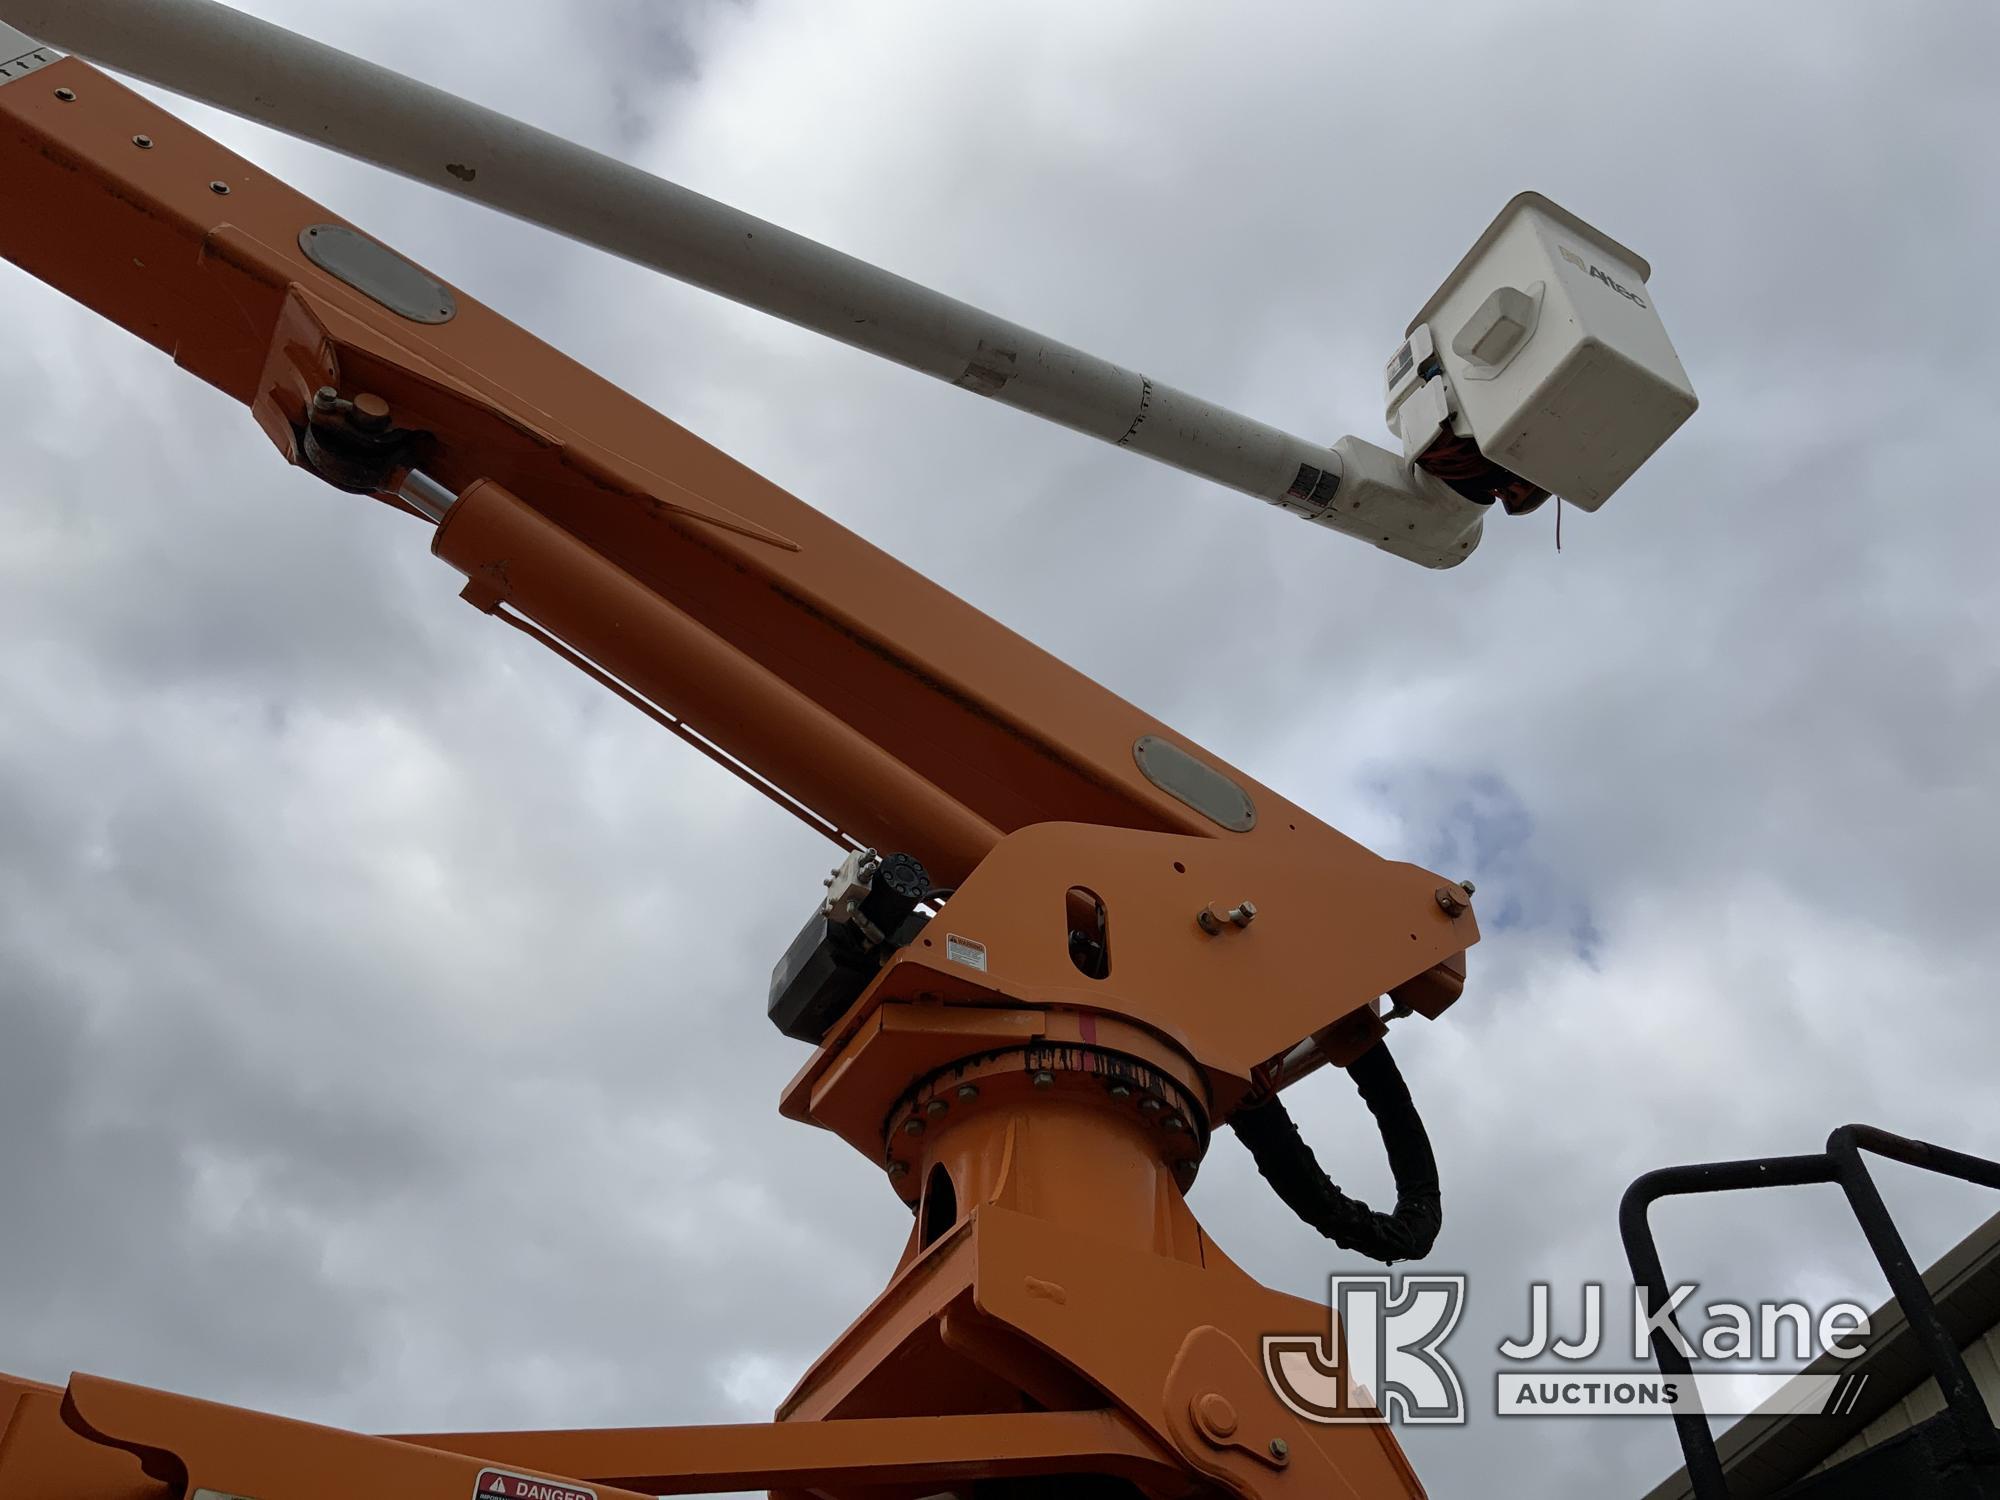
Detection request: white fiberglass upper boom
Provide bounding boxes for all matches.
[0,1,1695,568]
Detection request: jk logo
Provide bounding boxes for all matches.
[1264,1275,1467,1425]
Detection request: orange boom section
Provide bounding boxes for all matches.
[0,41,1474,1500]
[0,50,1430,889]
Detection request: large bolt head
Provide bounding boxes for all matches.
[351,392,392,431]
[1192,1392,1238,1440]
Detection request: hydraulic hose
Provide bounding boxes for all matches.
[1231,1039,1442,1264]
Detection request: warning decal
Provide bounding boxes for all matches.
[474,1470,595,1500]
[944,933,988,972]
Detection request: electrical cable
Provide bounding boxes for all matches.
[1231,1039,1442,1264]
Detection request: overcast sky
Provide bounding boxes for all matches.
[3,2,1997,1496]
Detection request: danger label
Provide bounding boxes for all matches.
[944,933,988,972]
[474,1470,595,1500]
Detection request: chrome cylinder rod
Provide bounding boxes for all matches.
[394,468,458,525]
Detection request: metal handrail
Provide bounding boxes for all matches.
[1621,1125,2000,1498]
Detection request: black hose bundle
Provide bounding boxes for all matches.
[1230,1039,1441,1264]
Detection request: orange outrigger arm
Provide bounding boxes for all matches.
[0,29,1474,1500]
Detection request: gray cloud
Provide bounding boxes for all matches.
[2,1,1996,1495]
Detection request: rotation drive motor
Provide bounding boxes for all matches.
[768,849,932,1044]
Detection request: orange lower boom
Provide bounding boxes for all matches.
[0,40,1474,1500]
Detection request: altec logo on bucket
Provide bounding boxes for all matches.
[474,1470,596,1500]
